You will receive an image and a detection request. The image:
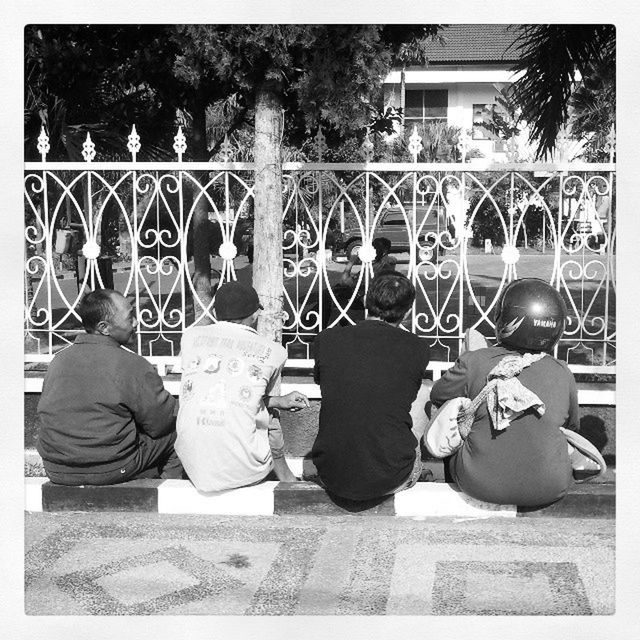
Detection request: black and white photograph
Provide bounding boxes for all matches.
[3,2,640,638]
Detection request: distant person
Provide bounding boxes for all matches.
[310,271,431,500]
[339,237,397,288]
[175,282,310,492]
[329,237,398,327]
[428,279,605,507]
[37,289,182,485]
[325,219,339,254]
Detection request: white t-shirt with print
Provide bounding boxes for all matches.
[175,321,286,492]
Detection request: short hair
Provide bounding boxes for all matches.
[372,237,391,260]
[365,272,415,323]
[77,289,117,332]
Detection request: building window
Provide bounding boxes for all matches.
[405,90,448,127]
[472,103,497,140]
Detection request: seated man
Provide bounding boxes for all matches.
[175,282,309,492]
[429,278,603,507]
[37,289,182,485]
[310,271,431,501]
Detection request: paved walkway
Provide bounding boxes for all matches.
[25,512,614,616]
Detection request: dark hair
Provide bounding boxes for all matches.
[372,237,391,260]
[365,272,415,323]
[77,289,117,332]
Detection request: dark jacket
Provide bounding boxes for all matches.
[430,346,577,506]
[37,333,176,474]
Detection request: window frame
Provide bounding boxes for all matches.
[404,89,448,127]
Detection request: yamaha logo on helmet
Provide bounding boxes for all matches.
[533,318,557,328]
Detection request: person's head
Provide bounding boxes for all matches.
[365,271,415,324]
[213,282,264,327]
[372,237,392,261]
[494,278,567,352]
[78,289,137,345]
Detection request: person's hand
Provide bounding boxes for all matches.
[276,391,310,412]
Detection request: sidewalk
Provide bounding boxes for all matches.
[25,511,614,615]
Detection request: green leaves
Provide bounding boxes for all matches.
[510,24,615,159]
[26,24,446,160]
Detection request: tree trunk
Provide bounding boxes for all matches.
[253,82,284,343]
[190,92,214,316]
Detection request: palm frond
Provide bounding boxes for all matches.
[510,24,615,159]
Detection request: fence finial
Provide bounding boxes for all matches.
[314,125,327,162]
[605,124,615,163]
[82,133,96,163]
[457,131,471,163]
[173,126,187,161]
[127,125,141,160]
[37,126,50,161]
[506,135,519,162]
[361,128,374,162]
[219,134,234,163]
[408,125,423,163]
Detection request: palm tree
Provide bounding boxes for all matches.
[568,55,616,162]
[510,24,615,159]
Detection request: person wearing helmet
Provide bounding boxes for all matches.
[429,278,601,507]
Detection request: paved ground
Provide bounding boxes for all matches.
[25,511,614,616]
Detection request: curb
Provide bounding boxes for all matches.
[25,477,614,519]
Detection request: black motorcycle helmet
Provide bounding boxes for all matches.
[494,278,567,352]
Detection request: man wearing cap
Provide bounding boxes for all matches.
[175,281,309,492]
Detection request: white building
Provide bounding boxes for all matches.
[383,24,524,160]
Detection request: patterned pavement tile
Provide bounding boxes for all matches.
[295,526,361,614]
[25,513,614,616]
[432,560,591,615]
[54,546,244,615]
[386,544,613,615]
[336,529,397,615]
[25,516,325,616]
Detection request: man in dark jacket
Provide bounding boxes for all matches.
[37,289,182,485]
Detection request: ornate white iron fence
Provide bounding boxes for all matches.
[25,127,616,373]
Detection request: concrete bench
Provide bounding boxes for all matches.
[25,476,614,519]
[24,357,616,520]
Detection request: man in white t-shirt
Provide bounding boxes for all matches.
[175,282,309,492]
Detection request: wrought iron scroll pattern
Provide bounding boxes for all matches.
[25,158,615,368]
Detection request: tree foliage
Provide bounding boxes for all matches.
[26,24,442,158]
[568,54,616,161]
[170,25,440,139]
[510,24,615,159]
[476,85,523,142]
[24,25,185,161]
